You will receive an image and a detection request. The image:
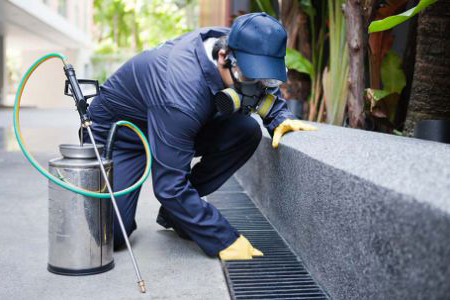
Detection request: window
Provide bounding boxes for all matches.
[58,0,67,17]
[74,2,79,27]
[84,2,88,33]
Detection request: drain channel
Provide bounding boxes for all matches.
[208,177,329,300]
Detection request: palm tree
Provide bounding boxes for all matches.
[403,1,450,136]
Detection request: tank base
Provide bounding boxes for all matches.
[47,260,114,276]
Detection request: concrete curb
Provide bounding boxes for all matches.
[236,119,450,300]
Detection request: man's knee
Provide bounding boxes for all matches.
[233,115,262,147]
[243,117,262,151]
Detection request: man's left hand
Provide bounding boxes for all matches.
[272,119,318,149]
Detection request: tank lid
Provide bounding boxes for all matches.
[59,144,104,159]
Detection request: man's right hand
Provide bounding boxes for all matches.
[272,119,318,148]
[218,235,263,260]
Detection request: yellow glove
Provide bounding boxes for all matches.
[272,119,318,149]
[219,235,264,261]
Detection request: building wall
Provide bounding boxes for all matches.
[198,0,251,28]
[199,0,230,27]
[0,0,94,107]
[42,0,92,37]
[0,35,5,105]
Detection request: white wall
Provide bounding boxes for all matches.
[0,0,94,108]
[0,35,5,105]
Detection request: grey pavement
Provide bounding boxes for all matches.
[0,108,230,300]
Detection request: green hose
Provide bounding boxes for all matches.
[13,53,152,199]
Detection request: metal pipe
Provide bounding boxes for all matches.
[86,125,146,293]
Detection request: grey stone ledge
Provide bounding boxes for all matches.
[236,118,450,300]
[263,119,450,213]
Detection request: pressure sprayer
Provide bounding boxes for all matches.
[13,53,151,293]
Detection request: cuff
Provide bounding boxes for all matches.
[211,230,240,257]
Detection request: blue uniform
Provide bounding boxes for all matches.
[83,27,295,256]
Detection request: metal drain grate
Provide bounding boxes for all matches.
[208,177,329,300]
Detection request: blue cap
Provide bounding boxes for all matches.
[228,12,287,82]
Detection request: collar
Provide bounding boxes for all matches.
[203,37,219,66]
[195,27,229,95]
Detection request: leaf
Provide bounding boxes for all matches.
[322,66,331,119]
[285,48,313,76]
[299,0,316,18]
[393,129,403,136]
[368,0,438,33]
[381,51,406,94]
[366,88,391,102]
[365,88,391,111]
[255,0,277,18]
[367,92,400,123]
[372,107,388,118]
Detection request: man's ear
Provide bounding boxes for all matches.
[218,49,228,68]
[216,49,234,87]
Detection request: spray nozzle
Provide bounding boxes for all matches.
[63,64,99,125]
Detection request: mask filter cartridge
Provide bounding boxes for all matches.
[256,93,276,118]
[214,88,241,114]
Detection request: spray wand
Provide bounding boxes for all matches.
[62,62,147,293]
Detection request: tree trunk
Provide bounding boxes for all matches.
[113,12,118,48]
[403,1,450,136]
[362,0,377,24]
[343,0,365,128]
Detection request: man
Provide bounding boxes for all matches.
[82,12,317,260]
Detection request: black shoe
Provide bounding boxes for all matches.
[156,206,173,229]
[156,206,192,240]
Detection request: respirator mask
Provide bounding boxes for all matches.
[214,52,283,118]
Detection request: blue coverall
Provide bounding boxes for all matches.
[83,27,295,256]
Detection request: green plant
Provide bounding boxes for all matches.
[285,0,348,125]
[380,51,406,95]
[369,0,438,33]
[93,0,193,54]
[365,51,406,131]
[255,0,277,17]
[323,0,349,125]
[368,0,409,89]
[285,48,312,76]
[366,0,432,132]
[92,0,195,80]
[283,0,327,122]
[301,0,327,122]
